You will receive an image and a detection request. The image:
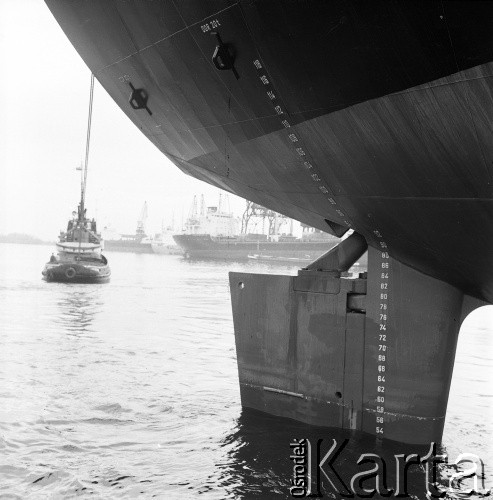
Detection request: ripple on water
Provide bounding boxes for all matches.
[93,403,131,414]
[80,417,134,425]
[0,245,491,499]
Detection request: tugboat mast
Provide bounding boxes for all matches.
[79,72,95,222]
[42,71,110,284]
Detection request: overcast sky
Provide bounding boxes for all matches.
[0,0,247,239]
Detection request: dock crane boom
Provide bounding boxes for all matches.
[136,202,148,235]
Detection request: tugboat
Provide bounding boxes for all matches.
[42,207,110,283]
[42,73,110,283]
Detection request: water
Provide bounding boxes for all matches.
[0,243,491,499]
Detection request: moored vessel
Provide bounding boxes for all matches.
[175,232,341,261]
[174,197,345,261]
[151,232,181,255]
[102,202,153,253]
[103,234,153,253]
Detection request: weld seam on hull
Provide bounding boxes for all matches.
[363,407,446,422]
[243,383,447,423]
[262,386,304,398]
[98,3,240,73]
[243,383,343,407]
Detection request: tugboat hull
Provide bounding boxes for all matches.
[42,262,111,284]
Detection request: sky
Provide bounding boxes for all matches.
[0,0,247,240]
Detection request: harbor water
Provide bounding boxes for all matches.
[0,243,491,499]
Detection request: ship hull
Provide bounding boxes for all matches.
[45,0,493,301]
[151,243,182,255]
[230,247,465,445]
[173,234,347,262]
[45,0,493,444]
[104,240,153,254]
[42,262,111,284]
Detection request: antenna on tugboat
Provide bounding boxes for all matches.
[80,73,95,222]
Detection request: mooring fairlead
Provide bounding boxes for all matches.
[230,233,483,445]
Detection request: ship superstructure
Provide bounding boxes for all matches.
[183,194,240,237]
[174,196,342,261]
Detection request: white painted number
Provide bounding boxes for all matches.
[201,19,221,32]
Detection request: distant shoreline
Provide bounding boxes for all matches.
[0,234,53,246]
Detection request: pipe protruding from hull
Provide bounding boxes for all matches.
[303,232,367,275]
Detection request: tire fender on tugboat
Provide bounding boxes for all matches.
[65,267,76,279]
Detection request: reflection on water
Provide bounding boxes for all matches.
[0,243,491,498]
[222,410,491,499]
[55,289,102,335]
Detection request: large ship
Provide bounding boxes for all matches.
[174,196,344,261]
[151,222,181,255]
[175,232,341,262]
[102,202,153,253]
[103,233,153,254]
[46,1,492,445]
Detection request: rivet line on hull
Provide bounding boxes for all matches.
[252,57,353,229]
[252,56,393,439]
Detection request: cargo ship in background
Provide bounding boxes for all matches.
[46,1,493,446]
[102,202,153,253]
[103,203,181,254]
[151,220,181,255]
[174,194,350,263]
[150,235,181,255]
